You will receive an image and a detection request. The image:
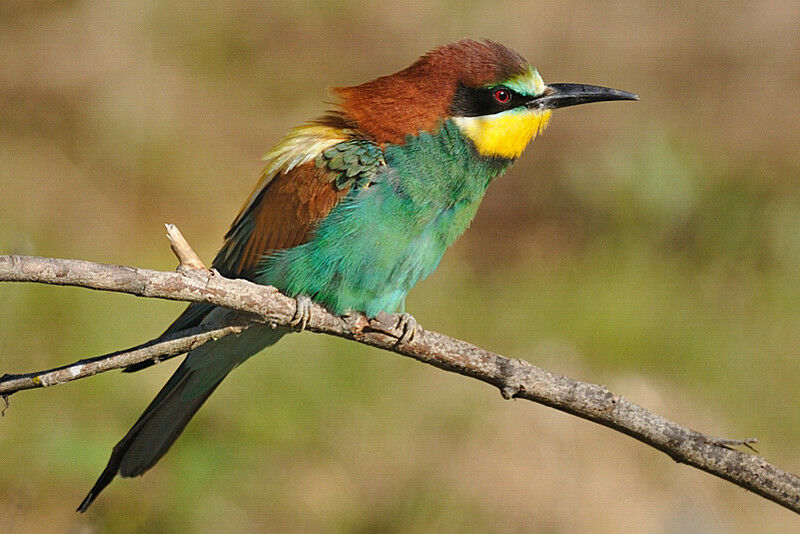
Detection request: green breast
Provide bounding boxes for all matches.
[257,120,511,316]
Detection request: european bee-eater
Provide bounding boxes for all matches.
[78,39,636,511]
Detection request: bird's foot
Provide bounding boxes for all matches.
[395,313,418,345]
[290,294,312,332]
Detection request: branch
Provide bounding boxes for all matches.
[0,315,251,394]
[165,223,207,271]
[1,246,799,514]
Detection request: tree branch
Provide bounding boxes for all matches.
[165,223,207,271]
[0,315,252,394]
[1,246,799,514]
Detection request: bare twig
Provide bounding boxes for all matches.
[165,223,206,271]
[0,312,253,395]
[1,249,800,514]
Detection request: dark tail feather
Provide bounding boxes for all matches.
[77,363,224,512]
[79,324,282,512]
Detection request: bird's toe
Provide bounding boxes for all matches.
[396,313,419,345]
[290,294,313,332]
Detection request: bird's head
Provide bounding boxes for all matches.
[333,39,636,159]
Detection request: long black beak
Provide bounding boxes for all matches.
[529,83,638,110]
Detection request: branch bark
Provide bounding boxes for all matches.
[1,249,799,514]
[0,317,250,394]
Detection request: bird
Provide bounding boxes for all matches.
[77,39,636,512]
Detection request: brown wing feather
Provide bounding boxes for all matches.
[124,163,342,374]
[212,161,349,280]
[124,124,360,373]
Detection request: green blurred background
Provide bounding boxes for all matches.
[2,0,800,531]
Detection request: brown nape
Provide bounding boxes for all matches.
[333,39,531,146]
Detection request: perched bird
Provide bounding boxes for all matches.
[78,39,636,511]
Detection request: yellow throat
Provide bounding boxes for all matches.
[453,108,552,159]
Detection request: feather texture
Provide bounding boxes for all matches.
[214,124,362,279]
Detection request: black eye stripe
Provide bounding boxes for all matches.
[450,84,531,117]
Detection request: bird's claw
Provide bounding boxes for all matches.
[396,313,418,345]
[290,294,312,332]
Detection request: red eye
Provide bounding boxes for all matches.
[493,88,511,104]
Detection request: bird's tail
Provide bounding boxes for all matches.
[77,323,284,512]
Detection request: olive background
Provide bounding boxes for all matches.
[2,1,800,532]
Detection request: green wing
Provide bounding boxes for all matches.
[316,139,385,190]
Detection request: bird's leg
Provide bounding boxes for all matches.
[395,313,418,345]
[290,294,312,332]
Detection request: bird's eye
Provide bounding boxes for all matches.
[493,88,511,104]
